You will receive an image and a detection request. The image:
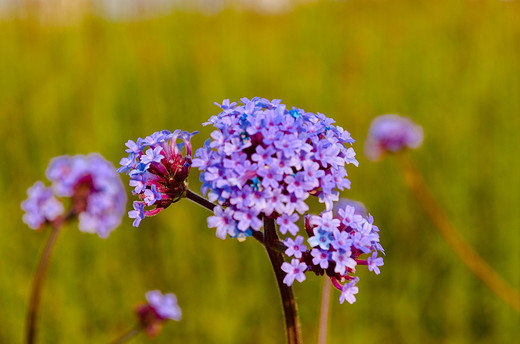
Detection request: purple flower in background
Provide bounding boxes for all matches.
[46,154,127,238]
[145,290,182,321]
[136,290,182,338]
[118,130,197,226]
[194,97,358,240]
[21,181,64,229]
[22,154,127,238]
[364,114,423,161]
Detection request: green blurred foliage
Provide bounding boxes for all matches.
[1,0,520,343]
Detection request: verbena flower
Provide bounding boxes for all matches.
[22,154,127,238]
[118,130,197,226]
[299,201,384,303]
[21,181,64,229]
[194,97,358,240]
[135,290,182,337]
[364,114,423,161]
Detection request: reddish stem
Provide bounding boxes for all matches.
[25,220,64,344]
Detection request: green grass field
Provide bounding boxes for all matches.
[1,0,519,342]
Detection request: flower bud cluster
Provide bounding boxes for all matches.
[118,130,197,226]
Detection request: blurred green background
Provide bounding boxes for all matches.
[1,0,520,343]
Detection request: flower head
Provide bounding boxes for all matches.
[22,154,126,238]
[302,199,384,303]
[195,97,358,240]
[364,114,423,161]
[135,290,182,337]
[118,130,197,226]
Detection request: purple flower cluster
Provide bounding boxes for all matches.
[364,114,423,161]
[21,154,127,238]
[118,130,197,227]
[195,97,358,240]
[283,202,384,304]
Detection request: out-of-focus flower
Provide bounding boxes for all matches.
[364,114,423,161]
[135,290,182,337]
[21,181,64,229]
[46,154,127,238]
[22,154,127,238]
[194,97,358,240]
[118,130,197,226]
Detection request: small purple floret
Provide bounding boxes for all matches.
[281,259,308,286]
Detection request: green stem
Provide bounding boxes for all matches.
[264,217,302,344]
[396,155,520,313]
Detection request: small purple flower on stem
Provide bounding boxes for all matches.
[135,290,182,338]
[118,130,197,226]
[22,154,127,238]
[281,259,308,286]
[23,154,127,344]
[364,114,423,161]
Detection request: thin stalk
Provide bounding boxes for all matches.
[396,155,520,313]
[109,325,141,344]
[318,277,332,344]
[25,223,63,344]
[185,189,215,211]
[264,217,302,344]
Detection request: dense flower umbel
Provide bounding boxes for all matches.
[135,290,182,337]
[364,114,424,161]
[293,202,384,304]
[21,154,127,238]
[118,130,197,226]
[194,97,358,240]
